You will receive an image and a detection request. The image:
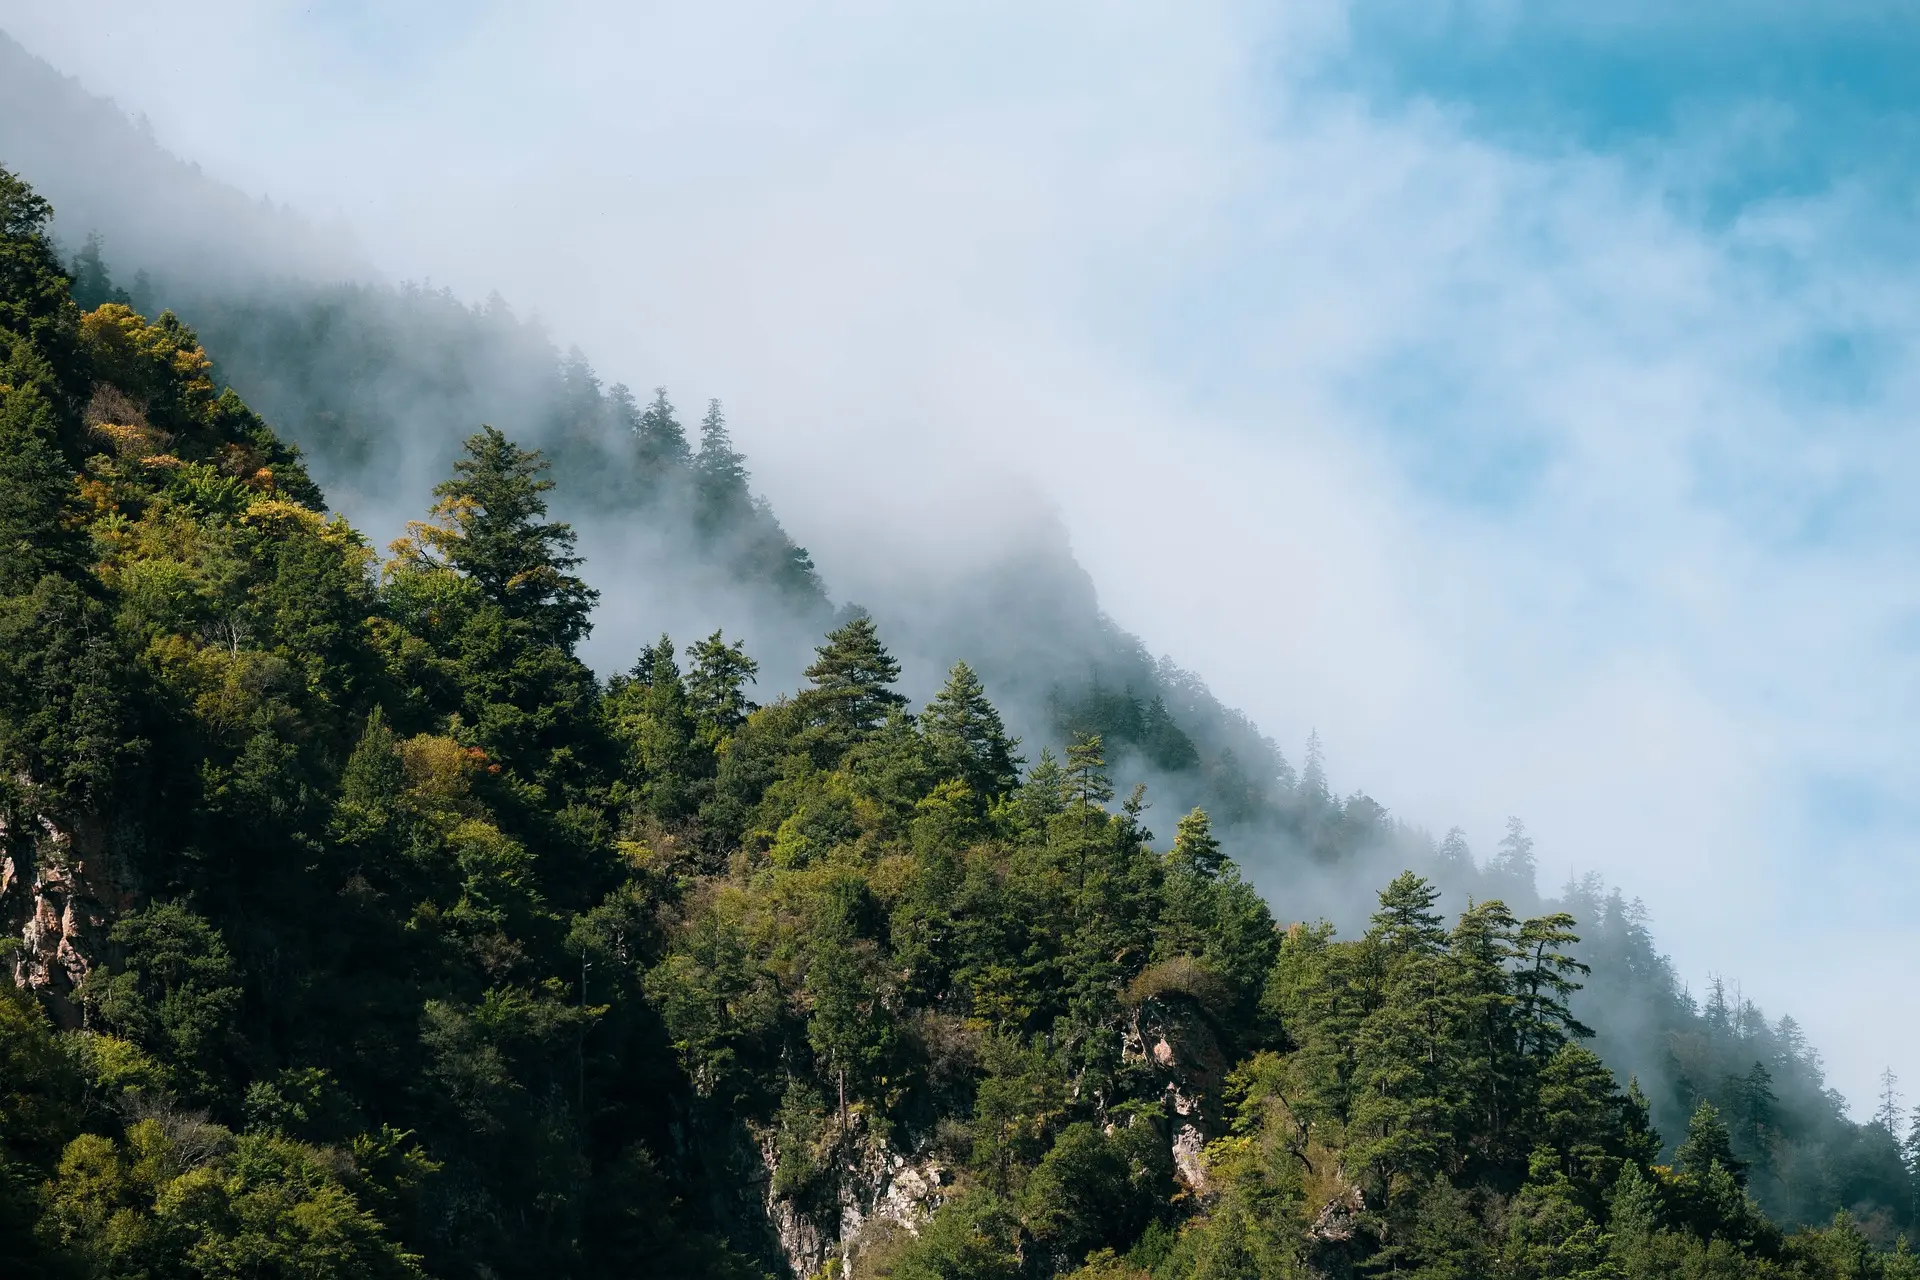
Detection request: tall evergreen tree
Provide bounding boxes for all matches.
[1490,815,1539,898]
[409,425,599,650]
[922,661,1021,804]
[1369,871,1447,956]
[803,615,906,737]
[606,634,704,821]
[0,346,87,593]
[1301,728,1329,802]
[685,629,759,744]
[1168,807,1226,880]
[693,398,749,529]
[0,166,82,392]
[68,232,128,310]
[1677,1100,1745,1185]
[633,386,691,484]
[1063,732,1115,813]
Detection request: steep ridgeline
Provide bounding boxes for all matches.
[4,166,1920,1280]
[0,20,1416,913]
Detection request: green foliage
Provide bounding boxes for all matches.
[685,627,759,744]
[802,614,906,738]
[0,575,139,812]
[923,661,1022,807]
[1676,1100,1745,1184]
[407,425,598,651]
[37,1117,423,1280]
[87,904,243,1101]
[876,1190,1022,1280]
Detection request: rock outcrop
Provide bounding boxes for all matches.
[758,1109,946,1279]
[1,806,136,1024]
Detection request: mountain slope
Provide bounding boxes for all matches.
[3,156,1919,1280]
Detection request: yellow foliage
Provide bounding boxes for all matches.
[240,498,325,536]
[145,635,294,735]
[68,1032,168,1101]
[388,494,479,571]
[79,304,215,420]
[90,420,172,461]
[398,734,485,818]
[1062,1249,1152,1280]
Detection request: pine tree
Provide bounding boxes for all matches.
[1063,733,1114,812]
[922,661,1021,804]
[68,232,128,310]
[693,399,749,531]
[1511,912,1593,1059]
[606,635,704,821]
[1301,728,1328,802]
[0,166,83,385]
[1138,695,1199,772]
[1059,733,1115,894]
[685,629,759,744]
[1727,1061,1778,1165]
[1880,1069,1905,1137]
[330,707,405,851]
[803,615,906,737]
[1368,871,1446,956]
[1490,816,1538,898]
[1608,1161,1662,1262]
[1168,808,1226,880]
[633,386,692,483]
[1012,749,1067,836]
[409,425,598,650]
[1676,1100,1745,1185]
[0,344,87,593]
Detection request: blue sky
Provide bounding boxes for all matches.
[4,0,1918,1111]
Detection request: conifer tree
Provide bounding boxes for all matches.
[408,425,598,650]
[1880,1069,1905,1137]
[0,167,82,386]
[68,231,128,310]
[1677,1100,1745,1185]
[922,661,1021,803]
[1491,816,1539,898]
[1300,728,1329,805]
[606,635,704,820]
[1368,871,1446,955]
[685,628,759,744]
[1063,732,1115,812]
[1011,748,1067,836]
[693,399,750,529]
[633,386,691,485]
[1168,807,1226,880]
[1512,911,1593,1058]
[0,349,87,593]
[803,614,906,736]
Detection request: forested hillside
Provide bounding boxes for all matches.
[4,142,1920,1280]
[0,24,1367,904]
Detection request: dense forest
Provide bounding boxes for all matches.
[3,148,1920,1280]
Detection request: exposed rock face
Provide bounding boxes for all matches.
[758,1111,946,1279]
[1307,1184,1365,1244]
[1,806,136,1024]
[1125,991,1229,1196]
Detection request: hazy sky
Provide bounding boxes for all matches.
[5,1,1919,1111]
